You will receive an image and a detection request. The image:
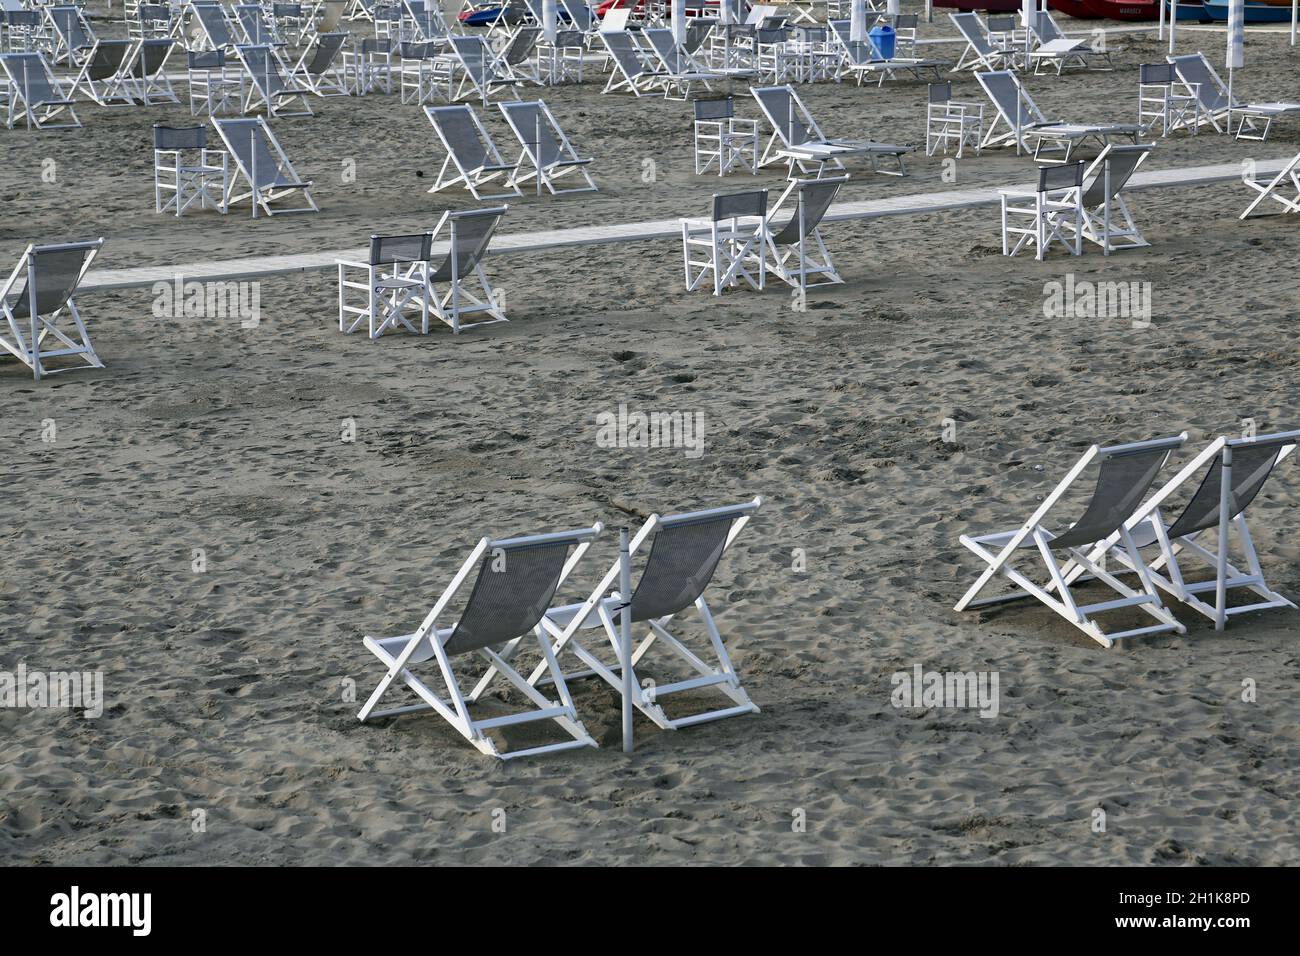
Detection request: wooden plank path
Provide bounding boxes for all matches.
[81,157,1283,294]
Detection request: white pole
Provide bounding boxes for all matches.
[1159,0,1166,42]
[1169,0,1177,54]
[618,527,633,755]
[720,0,734,25]
[850,0,866,42]
[542,0,557,44]
[672,0,685,45]
[1292,0,1297,47]
[1228,0,1243,134]
[887,0,899,15]
[1022,0,1033,65]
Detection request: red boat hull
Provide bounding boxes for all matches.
[1075,0,1160,18]
[934,0,1105,15]
[1047,0,1104,17]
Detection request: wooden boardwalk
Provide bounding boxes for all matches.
[81,158,1283,294]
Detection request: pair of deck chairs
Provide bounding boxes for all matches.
[681,176,847,296]
[752,84,913,179]
[0,238,104,382]
[1167,52,1300,142]
[956,432,1299,647]
[0,51,80,128]
[976,69,1141,162]
[950,11,1019,73]
[336,207,508,337]
[424,100,596,200]
[68,37,178,107]
[999,143,1152,259]
[357,499,763,759]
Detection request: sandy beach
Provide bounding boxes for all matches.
[1,6,1298,866]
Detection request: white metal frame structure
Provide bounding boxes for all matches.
[0,51,80,129]
[337,232,433,338]
[212,116,318,217]
[693,96,759,177]
[681,188,769,296]
[998,161,1084,260]
[1240,149,1300,219]
[0,239,105,382]
[426,206,509,333]
[760,175,847,293]
[153,123,230,217]
[751,84,912,178]
[498,99,597,196]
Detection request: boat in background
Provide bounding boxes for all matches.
[1203,0,1298,21]
[1047,0,1104,17]
[1075,0,1159,19]
[932,0,1024,12]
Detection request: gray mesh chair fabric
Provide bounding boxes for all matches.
[305,32,347,74]
[713,189,767,221]
[1170,55,1229,111]
[443,540,573,656]
[769,177,842,245]
[694,97,734,122]
[85,40,133,80]
[434,105,492,170]
[502,26,540,66]
[929,81,952,104]
[428,208,503,282]
[216,118,301,188]
[1038,161,1083,193]
[1164,442,1287,541]
[628,516,734,622]
[240,44,289,94]
[369,232,431,265]
[194,4,234,47]
[562,0,593,31]
[1048,445,1173,550]
[502,101,561,164]
[49,6,93,49]
[1140,62,1174,85]
[1080,145,1149,207]
[134,38,173,77]
[4,53,63,105]
[450,35,490,86]
[188,49,226,70]
[982,71,1038,127]
[753,87,811,146]
[154,124,207,150]
[6,244,96,320]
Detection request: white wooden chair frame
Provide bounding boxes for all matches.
[291,31,350,96]
[336,236,432,338]
[212,116,318,217]
[526,500,764,732]
[44,4,95,66]
[0,52,80,129]
[427,206,509,334]
[423,104,522,201]
[599,30,666,97]
[498,99,597,196]
[694,101,760,177]
[760,176,846,292]
[68,39,140,106]
[154,132,229,217]
[926,86,983,158]
[681,193,769,296]
[954,436,1189,648]
[235,43,315,117]
[0,239,104,382]
[1068,433,1300,632]
[357,524,605,760]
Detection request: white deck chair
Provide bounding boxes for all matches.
[233,3,277,44]
[681,188,769,296]
[443,34,521,104]
[949,11,1016,72]
[976,70,1139,161]
[694,96,759,176]
[424,104,521,200]
[132,37,179,105]
[1074,432,1300,632]
[1066,143,1153,255]
[44,5,96,66]
[998,161,1083,260]
[153,123,229,216]
[69,39,139,106]
[1028,12,1112,76]
[291,30,349,95]
[0,239,105,382]
[498,99,596,195]
[357,522,604,759]
[829,18,947,88]
[493,24,543,87]
[599,30,667,96]
[751,84,912,178]
[926,80,983,158]
[426,206,509,333]
[954,435,1189,648]
[188,49,243,116]
[533,499,764,732]
[190,1,238,51]
[212,116,317,217]
[761,175,847,292]
[236,43,314,116]
[337,232,433,338]
[1169,52,1300,141]
[642,27,723,100]
[1240,150,1300,219]
[1138,62,1199,137]
[0,52,80,129]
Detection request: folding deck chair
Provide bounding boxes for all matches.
[998,161,1083,260]
[534,499,764,732]
[154,123,229,216]
[212,116,318,217]
[1240,150,1300,219]
[1137,62,1199,138]
[291,30,349,95]
[425,206,509,333]
[976,70,1139,162]
[1169,52,1300,141]
[1075,432,1300,632]
[234,3,276,44]
[132,37,179,105]
[442,34,521,104]
[954,435,1189,649]
[494,24,543,87]
[642,26,725,100]
[44,5,96,66]
[1027,11,1112,76]
[424,104,521,200]
[926,80,983,158]
[0,52,79,129]
[681,188,769,296]
[761,175,847,292]
[236,43,314,116]
[599,30,667,96]
[1065,143,1153,255]
[693,96,759,176]
[829,18,947,88]
[751,84,912,178]
[337,232,434,338]
[498,99,596,195]
[190,1,238,51]
[69,39,139,106]
[0,239,105,382]
[949,11,1016,72]
[357,522,604,759]
[188,49,243,115]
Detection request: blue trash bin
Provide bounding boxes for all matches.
[868,24,895,60]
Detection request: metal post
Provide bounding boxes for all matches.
[1215,448,1232,631]
[619,527,634,754]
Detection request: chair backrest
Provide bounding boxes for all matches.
[603,30,647,78]
[560,0,592,31]
[428,206,507,284]
[503,25,541,65]
[362,37,394,55]
[644,27,685,73]
[712,188,767,223]
[215,117,294,188]
[978,70,1043,128]
[154,123,208,150]
[450,34,492,85]
[305,32,347,74]
[769,176,845,246]
[1139,62,1174,86]
[1081,144,1150,207]
[442,532,581,656]
[428,104,496,169]
[892,13,918,29]
[1047,438,1183,550]
[188,49,226,70]
[685,18,713,53]
[1169,53,1229,110]
[1164,435,1297,540]
[1033,10,1061,42]
[48,5,93,49]
[628,511,738,623]
[138,4,172,24]
[752,86,815,147]
[135,38,173,77]
[86,39,134,81]
[600,8,631,33]
[500,100,568,167]
[235,4,271,43]
[239,44,289,94]
[5,240,102,321]
[693,96,734,123]
[928,80,952,105]
[1,52,60,104]
[986,15,1015,33]
[1036,161,1083,194]
[193,3,234,47]
[950,12,993,57]
[368,232,432,266]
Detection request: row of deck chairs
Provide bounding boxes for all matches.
[950,11,1112,77]
[1147,52,1300,142]
[425,99,595,200]
[357,498,764,759]
[956,431,1299,648]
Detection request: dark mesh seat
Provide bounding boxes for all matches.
[1163,442,1287,542]
[443,540,573,656]
[1080,145,1149,207]
[753,86,812,146]
[304,33,347,75]
[712,189,767,222]
[6,244,97,320]
[154,123,208,151]
[428,208,503,283]
[1047,444,1174,550]
[628,515,734,623]
[768,176,843,245]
